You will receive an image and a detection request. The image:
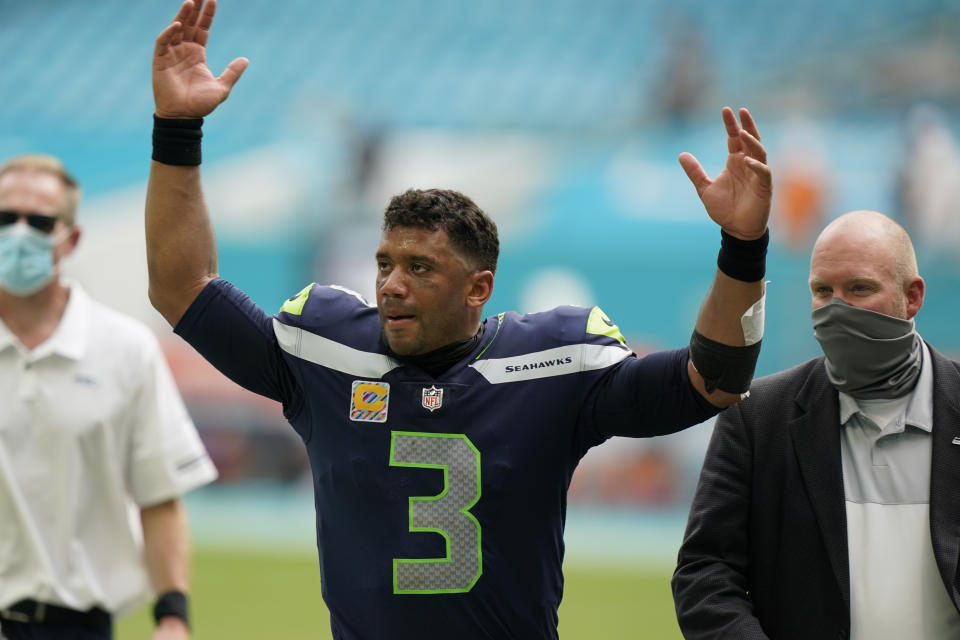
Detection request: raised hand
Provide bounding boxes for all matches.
[153,0,249,119]
[679,107,772,241]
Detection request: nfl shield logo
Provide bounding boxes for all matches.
[421,385,443,412]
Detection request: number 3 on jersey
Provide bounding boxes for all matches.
[389,431,482,594]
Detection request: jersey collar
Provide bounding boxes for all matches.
[383,323,485,378]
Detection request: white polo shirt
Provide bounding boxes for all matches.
[0,283,217,617]
[840,342,960,639]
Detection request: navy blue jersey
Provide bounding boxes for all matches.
[176,279,717,640]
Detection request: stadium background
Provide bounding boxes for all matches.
[3,0,960,637]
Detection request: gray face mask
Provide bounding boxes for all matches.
[812,298,921,399]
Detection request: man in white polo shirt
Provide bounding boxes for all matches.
[673,210,960,639]
[0,154,217,640]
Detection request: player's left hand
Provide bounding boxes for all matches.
[679,107,771,241]
[150,616,190,640]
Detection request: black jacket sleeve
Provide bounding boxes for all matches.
[671,401,770,639]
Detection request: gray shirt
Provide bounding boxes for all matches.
[840,342,960,639]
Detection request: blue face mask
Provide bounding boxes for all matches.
[0,224,58,296]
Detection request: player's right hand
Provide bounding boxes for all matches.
[153,0,248,119]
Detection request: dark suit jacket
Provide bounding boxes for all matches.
[672,345,960,639]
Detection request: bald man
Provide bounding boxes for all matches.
[672,211,960,640]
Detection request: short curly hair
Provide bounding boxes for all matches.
[383,189,499,274]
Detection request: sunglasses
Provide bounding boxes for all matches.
[0,210,60,234]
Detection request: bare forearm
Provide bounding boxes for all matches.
[696,271,764,346]
[677,108,770,407]
[145,161,218,326]
[141,498,191,594]
[689,271,765,407]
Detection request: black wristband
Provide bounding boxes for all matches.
[717,228,768,282]
[152,115,203,166]
[689,329,761,395]
[153,590,190,628]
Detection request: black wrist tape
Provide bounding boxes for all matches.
[689,330,761,394]
[717,228,768,282]
[153,590,189,628]
[152,115,203,166]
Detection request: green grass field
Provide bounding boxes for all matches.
[117,548,682,639]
